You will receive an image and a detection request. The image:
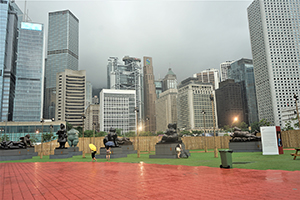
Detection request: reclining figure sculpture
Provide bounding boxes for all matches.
[230,127,260,142]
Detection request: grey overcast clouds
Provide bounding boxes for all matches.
[16,0,253,88]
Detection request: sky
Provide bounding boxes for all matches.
[16,0,253,88]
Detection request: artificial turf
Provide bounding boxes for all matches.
[1,149,299,171]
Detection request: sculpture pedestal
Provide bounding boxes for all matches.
[95,147,127,159]
[149,143,190,159]
[68,147,82,156]
[0,149,33,161]
[229,141,262,152]
[49,148,73,159]
[26,147,38,156]
[120,145,137,154]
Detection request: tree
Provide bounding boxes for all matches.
[42,133,56,142]
[283,120,294,131]
[0,135,9,142]
[66,122,73,131]
[250,118,271,132]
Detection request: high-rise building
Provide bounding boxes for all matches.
[99,89,136,133]
[248,0,300,127]
[55,69,85,127]
[194,68,220,90]
[13,22,45,122]
[0,0,21,122]
[155,89,178,132]
[143,57,156,133]
[177,77,217,132]
[86,81,92,107]
[220,61,233,82]
[154,79,163,99]
[162,68,177,92]
[215,79,247,128]
[85,104,100,132]
[107,56,143,124]
[45,10,79,119]
[228,58,259,125]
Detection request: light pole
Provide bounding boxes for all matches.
[232,117,238,133]
[210,94,218,158]
[82,114,86,158]
[40,118,44,159]
[202,110,207,153]
[50,124,53,155]
[5,113,10,141]
[135,107,140,158]
[93,122,96,144]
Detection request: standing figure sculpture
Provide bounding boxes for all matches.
[158,123,181,144]
[56,123,68,149]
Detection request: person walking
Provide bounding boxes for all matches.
[106,146,111,161]
[175,143,182,159]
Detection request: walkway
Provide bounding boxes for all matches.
[0,162,299,199]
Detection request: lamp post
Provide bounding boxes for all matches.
[93,122,96,144]
[202,110,207,153]
[40,118,44,159]
[82,114,86,158]
[50,124,53,155]
[210,94,218,158]
[232,117,238,133]
[135,107,140,158]
[5,112,10,141]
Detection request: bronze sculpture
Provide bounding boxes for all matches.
[103,128,119,147]
[230,127,261,142]
[158,123,181,144]
[56,123,68,149]
[67,128,79,147]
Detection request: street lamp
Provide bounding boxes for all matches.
[293,94,300,128]
[50,124,53,155]
[202,110,207,153]
[82,114,86,158]
[135,107,140,158]
[232,117,238,133]
[40,118,44,159]
[93,122,96,144]
[5,113,10,141]
[210,94,218,158]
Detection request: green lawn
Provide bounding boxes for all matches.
[1,149,299,171]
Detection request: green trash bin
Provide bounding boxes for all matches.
[219,149,233,168]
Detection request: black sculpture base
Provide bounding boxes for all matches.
[95,147,127,159]
[0,149,34,161]
[49,148,73,159]
[68,147,82,156]
[120,145,137,154]
[26,147,38,156]
[229,141,262,152]
[149,143,190,159]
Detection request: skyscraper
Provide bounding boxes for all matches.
[162,68,177,92]
[194,68,220,90]
[0,0,21,121]
[13,22,45,122]
[45,10,79,119]
[55,69,85,127]
[248,0,300,127]
[220,61,233,82]
[107,56,143,123]
[143,57,156,133]
[228,58,259,125]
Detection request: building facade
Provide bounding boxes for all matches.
[248,0,300,127]
[107,56,143,123]
[227,58,259,125]
[99,89,136,133]
[155,89,178,132]
[215,79,248,128]
[143,56,156,133]
[162,68,177,92]
[154,79,163,99]
[194,68,220,90]
[220,61,233,82]
[85,104,100,132]
[0,0,21,122]
[177,77,217,132]
[86,81,92,107]
[55,69,85,127]
[44,10,79,119]
[13,22,45,122]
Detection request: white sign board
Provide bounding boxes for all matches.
[260,126,279,155]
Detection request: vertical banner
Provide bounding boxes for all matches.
[260,126,279,155]
[276,126,284,154]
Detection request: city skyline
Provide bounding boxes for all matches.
[16,0,253,88]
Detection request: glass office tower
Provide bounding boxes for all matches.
[13,22,45,122]
[44,10,79,119]
[0,0,21,122]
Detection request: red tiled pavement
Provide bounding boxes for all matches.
[0,162,299,200]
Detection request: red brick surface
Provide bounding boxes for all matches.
[0,162,299,199]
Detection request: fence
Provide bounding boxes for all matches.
[35,130,300,156]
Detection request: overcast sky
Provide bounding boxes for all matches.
[16,0,253,88]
